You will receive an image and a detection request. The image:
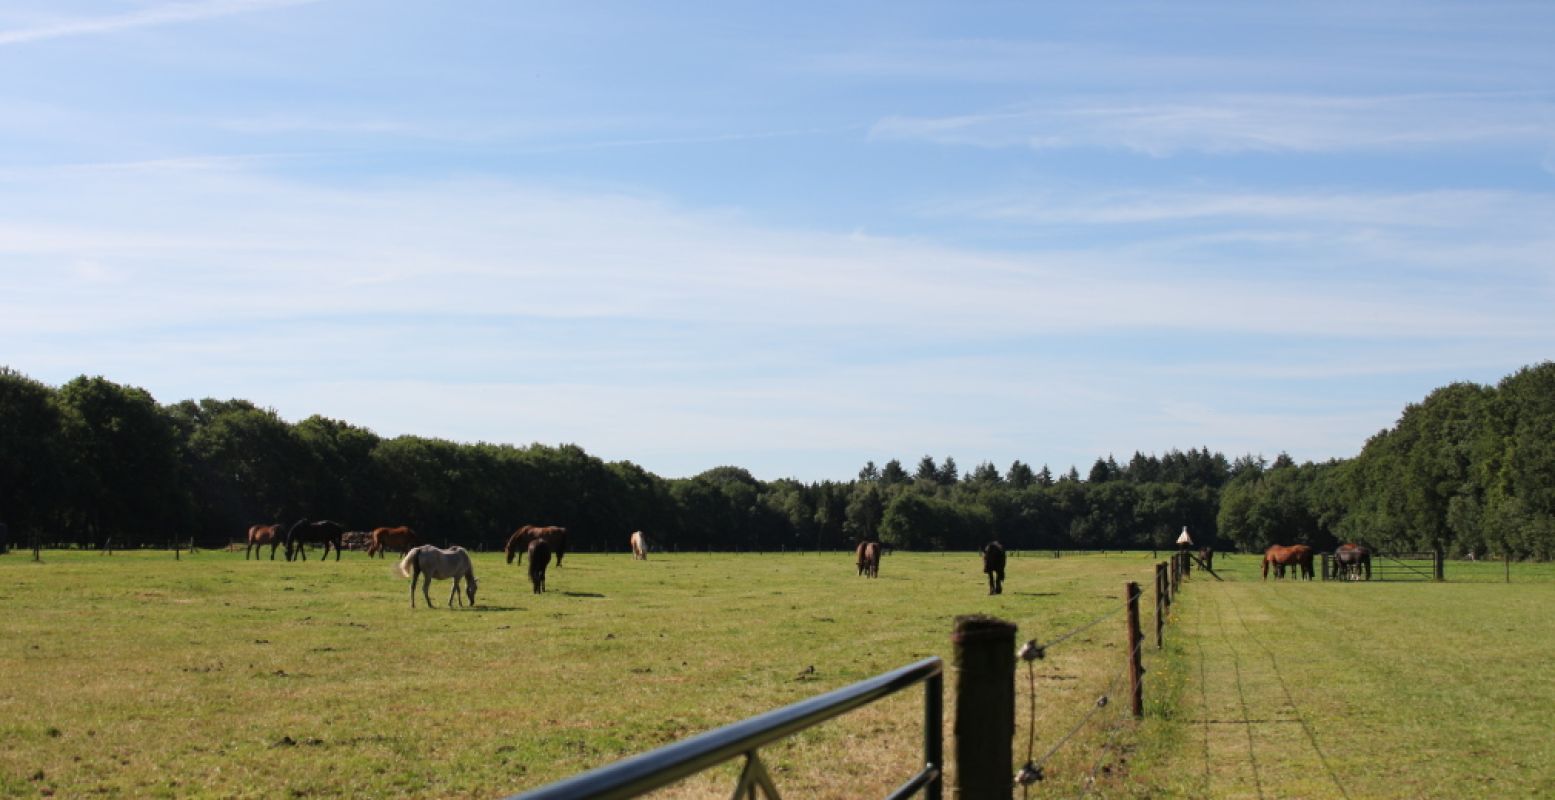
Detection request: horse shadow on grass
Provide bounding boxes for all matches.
[561,591,606,599]
[1012,592,1060,597]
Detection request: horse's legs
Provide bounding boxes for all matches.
[449,577,460,608]
[422,572,435,608]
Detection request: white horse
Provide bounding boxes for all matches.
[395,545,478,609]
[630,531,649,560]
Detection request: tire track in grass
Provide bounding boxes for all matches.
[1229,588,1352,800]
[1208,584,1266,800]
[1195,588,1211,798]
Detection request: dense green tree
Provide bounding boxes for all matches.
[1006,460,1034,490]
[55,376,185,547]
[0,368,68,542]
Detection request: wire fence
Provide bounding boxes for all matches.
[1011,554,1191,797]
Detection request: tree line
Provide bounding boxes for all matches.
[2,363,1551,558]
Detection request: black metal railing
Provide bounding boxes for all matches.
[505,656,944,800]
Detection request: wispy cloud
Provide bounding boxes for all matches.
[871,92,1552,155]
[0,0,321,46]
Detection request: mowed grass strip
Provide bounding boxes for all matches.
[1134,557,1555,799]
[0,549,1160,799]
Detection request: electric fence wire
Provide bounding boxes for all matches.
[1016,587,1143,797]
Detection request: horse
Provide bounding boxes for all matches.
[284,519,346,562]
[366,526,420,558]
[981,541,1006,595]
[395,544,477,609]
[1262,544,1314,581]
[505,525,568,567]
[1198,547,1215,572]
[527,539,553,594]
[245,523,284,560]
[630,530,648,560]
[1332,543,1372,580]
[856,540,881,578]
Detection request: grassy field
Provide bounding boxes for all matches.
[0,548,1155,799]
[4,549,1551,799]
[1130,555,1555,799]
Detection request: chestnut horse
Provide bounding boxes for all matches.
[981,541,1006,595]
[246,523,283,560]
[505,526,568,567]
[1262,544,1314,580]
[284,518,346,562]
[366,526,420,558]
[630,530,648,560]
[527,538,553,594]
[856,540,881,578]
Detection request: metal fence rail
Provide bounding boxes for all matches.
[505,657,944,800]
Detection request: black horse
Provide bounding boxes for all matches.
[1332,543,1371,580]
[981,541,1007,595]
[285,518,346,562]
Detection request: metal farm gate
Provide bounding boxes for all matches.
[1321,551,1443,582]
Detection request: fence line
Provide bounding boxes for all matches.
[1015,553,1193,795]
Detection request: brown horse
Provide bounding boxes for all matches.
[1332,543,1372,580]
[1262,544,1314,580]
[856,540,881,578]
[366,526,420,558]
[981,541,1006,595]
[527,538,553,594]
[1198,547,1215,572]
[284,518,346,562]
[505,525,568,567]
[245,523,283,560]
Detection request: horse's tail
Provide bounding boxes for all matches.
[395,549,417,579]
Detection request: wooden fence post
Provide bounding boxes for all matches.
[1155,563,1166,649]
[1126,582,1144,719]
[952,614,1016,800]
[1433,547,1445,582]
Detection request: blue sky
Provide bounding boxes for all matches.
[3,1,1552,481]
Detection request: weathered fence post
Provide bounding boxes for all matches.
[952,614,1016,800]
[1126,582,1144,719]
[1155,563,1166,649]
[1505,551,1511,584]
[1433,547,1445,582]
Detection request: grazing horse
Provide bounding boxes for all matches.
[245,523,284,560]
[284,519,346,562]
[856,540,881,578]
[527,539,553,594]
[630,531,649,560]
[504,525,568,567]
[366,526,420,558]
[395,545,477,609]
[1262,544,1315,581]
[981,541,1007,595]
[1332,543,1372,580]
[1198,547,1215,572]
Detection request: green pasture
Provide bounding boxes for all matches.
[1131,554,1555,799]
[0,548,1151,799]
[3,549,1552,799]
